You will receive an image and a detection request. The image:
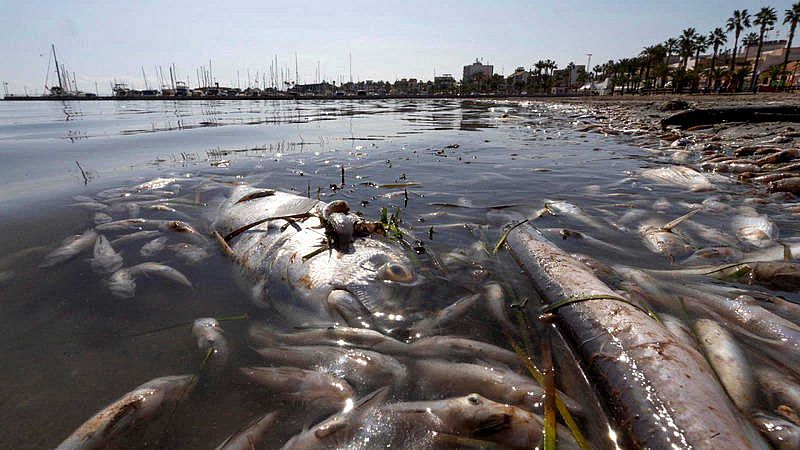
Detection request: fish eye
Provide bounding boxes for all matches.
[379,263,413,282]
[468,394,481,405]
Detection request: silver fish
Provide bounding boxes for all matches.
[41,229,98,268]
[168,242,210,264]
[640,166,712,192]
[240,366,354,413]
[255,345,407,390]
[90,235,123,275]
[410,359,582,416]
[134,177,178,191]
[383,394,579,450]
[215,411,278,450]
[109,263,192,298]
[733,214,778,248]
[407,293,481,338]
[543,199,604,229]
[55,375,195,450]
[111,230,162,246]
[280,386,390,450]
[695,319,757,412]
[406,336,521,368]
[213,187,418,329]
[248,325,407,354]
[192,318,229,373]
[93,212,112,225]
[140,236,168,257]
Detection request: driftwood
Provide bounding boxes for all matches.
[505,224,768,449]
[661,105,800,130]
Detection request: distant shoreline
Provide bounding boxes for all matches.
[1,92,788,102]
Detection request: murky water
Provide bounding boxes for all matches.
[1,99,799,449]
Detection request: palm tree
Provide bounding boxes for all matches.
[693,34,709,70]
[727,9,751,74]
[664,38,678,65]
[709,28,728,90]
[751,7,778,91]
[679,28,698,70]
[782,2,800,81]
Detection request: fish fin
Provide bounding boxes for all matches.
[353,386,391,411]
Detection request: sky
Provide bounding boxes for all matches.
[0,0,797,95]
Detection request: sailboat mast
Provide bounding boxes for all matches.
[52,44,63,91]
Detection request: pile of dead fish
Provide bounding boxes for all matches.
[40,177,212,298]
[51,178,589,450]
[574,102,800,197]
[506,186,800,449]
[40,165,800,449]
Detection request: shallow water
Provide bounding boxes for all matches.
[1,99,799,449]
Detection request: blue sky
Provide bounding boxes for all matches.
[0,0,796,94]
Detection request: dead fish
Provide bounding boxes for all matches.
[695,319,757,413]
[192,318,229,373]
[410,359,582,416]
[134,177,178,191]
[639,211,697,260]
[682,247,743,265]
[215,411,278,450]
[111,230,162,246]
[90,235,123,275]
[109,263,192,299]
[406,336,521,368]
[407,293,481,338]
[640,166,713,191]
[149,204,178,213]
[255,345,407,391]
[247,325,407,354]
[214,187,419,330]
[240,366,354,413]
[733,214,778,248]
[701,197,733,214]
[661,314,698,349]
[483,282,515,332]
[96,218,151,232]
[41,229,98,268]
[126,202,141,218]
[140,237,168,257]
[383,394,579,450]
[168,243,210,264]
[752,413,800,450]
[280,386,390,450]
[544,200,604,229]
[679,220,738,247]
[769,177,800,195]
[93,212,112,225]
[55,375,196,450]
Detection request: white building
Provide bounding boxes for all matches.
[463,59,494,82]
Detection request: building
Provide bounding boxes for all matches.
[434,74,457,92]
[463,59,494,82]
[507,67,530,87]
[290,81,335,96]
